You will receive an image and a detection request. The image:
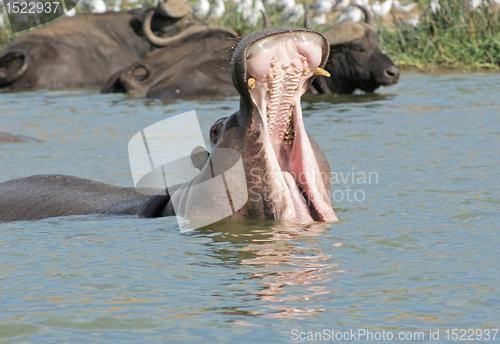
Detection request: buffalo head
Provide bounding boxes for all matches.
[309,6,400,94]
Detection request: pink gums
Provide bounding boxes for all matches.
[246,33,338,223]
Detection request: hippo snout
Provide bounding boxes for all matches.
[384,65,400,84]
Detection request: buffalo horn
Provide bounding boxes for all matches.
[0,52,29,86]
[322,21,365,46]
[261,10,271,29]
[355,4,375,27]
[143,10,232,47]
[304,6,311,29]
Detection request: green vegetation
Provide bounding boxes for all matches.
[378,0,500,70]
[0,24,17,50]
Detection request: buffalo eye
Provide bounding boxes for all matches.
[351,45,364,52]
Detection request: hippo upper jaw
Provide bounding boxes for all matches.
[232,28,338,223]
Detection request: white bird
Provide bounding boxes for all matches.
[236,0,253,20]
[91,0,107,13]
[352,0,370,8]
[275,0,295,10]
[282,3,304,23]
[338,5,363,23]
[403,14,419,26]
[206,0,225,20]
[193,0,210,19]
[254,0,265,13]
[371,0,393,17]
[333,0,350,10]
[113,0,122,12]
[469,0,487,10]
[430,0,440,13]
[311,13,327,25]
[66,7,76,16]
[312,0,333,15]
[263,0,279,7]
[393,0,417,13]
[247,0,265,26]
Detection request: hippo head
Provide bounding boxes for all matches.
[190,27,338,223]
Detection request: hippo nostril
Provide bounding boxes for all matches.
[385,65,400,80]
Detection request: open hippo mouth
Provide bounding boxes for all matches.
[231,28,338,223]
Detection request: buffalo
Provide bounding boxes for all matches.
[308,6,400,94]
[104,7,399,99]
[101,26,238,99]
[0,0,213,90]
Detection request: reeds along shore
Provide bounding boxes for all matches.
[378,0,500,71]
[1,0,500,70]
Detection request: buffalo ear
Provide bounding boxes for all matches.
[323,22,365,46]
[158,0,192,18]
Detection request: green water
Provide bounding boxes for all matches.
[1,73,499,343]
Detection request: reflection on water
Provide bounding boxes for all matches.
[1,73,500,343]
[201,220,343,318]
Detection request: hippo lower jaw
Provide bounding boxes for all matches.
[245,32,338,223]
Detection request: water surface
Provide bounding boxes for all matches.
[1,73,499,343]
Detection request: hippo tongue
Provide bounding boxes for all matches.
[246,32,338,223]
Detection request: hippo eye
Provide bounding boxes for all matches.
[210,123,223,145]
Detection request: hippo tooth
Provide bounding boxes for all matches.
[300,56,307,62]
[248,77,256,89]
[268,73,274,80]
[303,67,310,75]
[313,67,330,77]
[271,62,276,67]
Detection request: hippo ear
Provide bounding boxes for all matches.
[191,146,210,171]
[158,0,192,18]
[322,22,366,46]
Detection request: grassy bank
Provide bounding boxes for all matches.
[378,0,500,70]
[0,25,17,50]
[2,0,500,70]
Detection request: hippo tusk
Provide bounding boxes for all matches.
[247,77,256,89]
[313,67,330,77]
[143,10,236,47]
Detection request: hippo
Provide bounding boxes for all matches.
[0,131,42,143]
[0,27,338,223]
